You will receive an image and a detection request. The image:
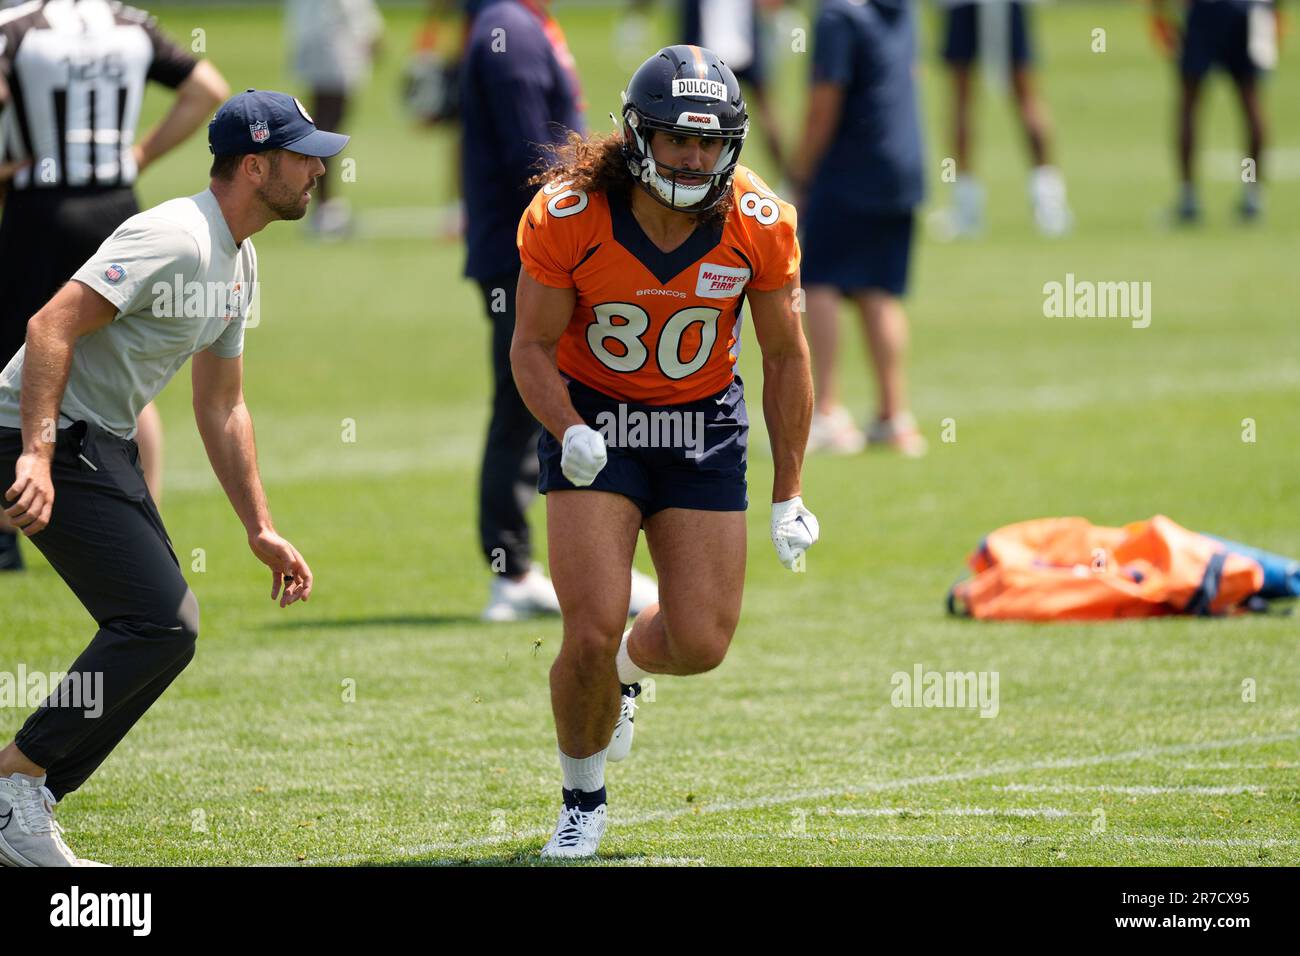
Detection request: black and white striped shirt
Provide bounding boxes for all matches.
[0,0,196,190]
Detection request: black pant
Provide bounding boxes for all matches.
[0,422,198,801]
[0,187,140,368]
[476,272,541,578]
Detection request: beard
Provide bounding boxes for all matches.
[256,173,314,221]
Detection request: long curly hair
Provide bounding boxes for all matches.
[528,130,734,226]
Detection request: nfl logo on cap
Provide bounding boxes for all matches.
[249,120,270,144]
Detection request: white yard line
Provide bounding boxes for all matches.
[1176,763,1297,771]
[993,784,1266,796]
[818,807,1081,819]
[298,728,1299,865]
[645,833,1300,849]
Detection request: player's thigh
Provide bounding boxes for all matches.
[546,489,642,636]
[643,507,746,653]
[9,466,191,631]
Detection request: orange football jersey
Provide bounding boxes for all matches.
[517,164,800,405]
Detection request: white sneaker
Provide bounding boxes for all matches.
[481,565,562,622]
[866,412,928,458]
[607,683,641,763]
[628,568,658,616]
[1030,166,1073,237]
[540,802,607,859]
[953,174,986,238]
[807,406,865,455]
[307,197,354,241]
[0,773,89,867]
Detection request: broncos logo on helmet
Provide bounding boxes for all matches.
[620,45,749,213]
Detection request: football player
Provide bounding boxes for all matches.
[1149,0,1279,222]
[511,45,818,858]
[935,0,1072,238]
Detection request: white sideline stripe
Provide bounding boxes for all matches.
[819,806,1080,819]
[652,833,1300,849]
[1177,763,1297,771]
[164,442,471,492]
[297,728,1299,865]
[1206,147,1300,181]
[163,363,1300,494]
[994,784,1266,796]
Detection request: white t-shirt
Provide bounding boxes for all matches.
[0,187,257,439]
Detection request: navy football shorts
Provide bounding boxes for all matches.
[800,209,916,298]
[1181,0,1265,80]
[538,375,749,516]
[942,1,1035,67]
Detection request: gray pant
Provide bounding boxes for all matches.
[0,421,199,800]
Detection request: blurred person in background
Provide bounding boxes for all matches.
[679,0,788,180]
[402,0,477,240]
[1149,0,1280,223]
[790,0,927,457]
[0,0,228,572]
[286,0,381,239]
[935,0,1071,238]
[459,0,658,621]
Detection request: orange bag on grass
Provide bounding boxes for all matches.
[948,515,1265,621]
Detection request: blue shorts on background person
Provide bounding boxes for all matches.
[1181,0,1264,79]
[942,1,1035,67]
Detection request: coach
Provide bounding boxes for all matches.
[0,90,344,867]
[460,0,584,620]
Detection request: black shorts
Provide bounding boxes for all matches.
[800,209,916,297]
[1181,0,1269,80]
[942,1,1035,67]
[0,187,139,366]
[538,375,749,517]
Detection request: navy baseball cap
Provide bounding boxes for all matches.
[208,89,349,158]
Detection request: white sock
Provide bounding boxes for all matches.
[558,747,607,793]
[616,627,650,685]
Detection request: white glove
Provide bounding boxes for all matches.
[771,496,819,570]
[561,424,608,487]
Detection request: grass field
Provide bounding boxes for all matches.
[2,1,1298,866]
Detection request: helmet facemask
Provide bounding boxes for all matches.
[621,99,746,213]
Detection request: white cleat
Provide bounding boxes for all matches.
[628,568,658,616]
[540,803,607,859]
[481,564,562,622]
[807,406,865,455]
[607,684,641,763]
[0,773,97,867]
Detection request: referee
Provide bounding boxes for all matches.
[0,0,230,571]
[0,90,344,867]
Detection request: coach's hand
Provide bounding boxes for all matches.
[771,496,819,571]
[561,424,607,487]
[4,453,54,536]
[249,528,313,608]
